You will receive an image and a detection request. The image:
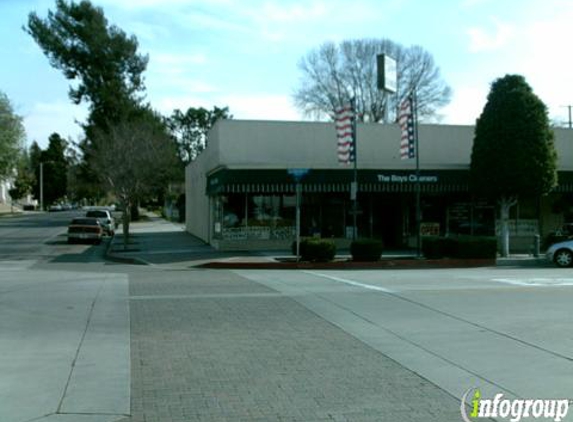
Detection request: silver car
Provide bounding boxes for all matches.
[546,239,573,267]
[85,209,116,236]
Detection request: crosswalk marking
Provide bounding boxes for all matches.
[492,278,573,287]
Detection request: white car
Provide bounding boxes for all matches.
[85,209,116,236]
[546,239,573,267]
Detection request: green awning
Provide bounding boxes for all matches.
[206,168,471,195]
[206,168,573,195]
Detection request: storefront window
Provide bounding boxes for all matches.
[213,193,296,240]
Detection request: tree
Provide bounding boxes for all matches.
[470,74,558,257]
[9,154,34,203]
[91,107,179,247]
[25,0,148,132]
[0,91,25,180]
[26,0,150,201]
[41,133,70,206]
[293,39,452,123]
[29,141,42,200]
[166,106,232,165]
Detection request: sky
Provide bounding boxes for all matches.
[1,0,573,149]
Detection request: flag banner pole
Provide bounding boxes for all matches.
[335,98,358,240]
[351,97,358,241]
[413,91,421,258]
[398,92,420,255]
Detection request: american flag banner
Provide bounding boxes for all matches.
[399,96,416,159]
[335,102,355,164]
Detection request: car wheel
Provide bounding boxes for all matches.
[68,238,74,244]
[554,249,573,267]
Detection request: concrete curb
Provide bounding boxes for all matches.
[496,257,552,267]
[197,258,496,270]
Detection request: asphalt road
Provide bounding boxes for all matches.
[3,212,573,422]
[0,210,99,262]
[238,268,573,420]
[0,211,130,422]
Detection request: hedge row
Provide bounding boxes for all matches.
[422,236,497,259]
[292,238,385,262]
[292,238,336,262]
[290,236,496,262]
[350,238,384,262]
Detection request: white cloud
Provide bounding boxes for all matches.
[467,18,514,52]
[97,0,232,10]
[219,94,301,120]
[441,85,488,125]
[23,101,87,148]
[128,21,171,42]
[152,93,302,121]
[460,0,493,8]
[179,10,251,34]
[148,52,208,78]
[152,52,207,67]
[511,7,573,122]
[258,1,328,23]
[154,96,209,114]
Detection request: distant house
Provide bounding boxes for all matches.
[185,120,573,252]
[0,178,13,205]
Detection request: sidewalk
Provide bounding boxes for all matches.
[107,214,263,267]
[0,202,21,217]
[125,269,465,422]
[106,214,551,269]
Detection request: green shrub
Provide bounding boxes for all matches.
[453,236,497,259]
[422,236,445,259]
[422,236,496,259]
[422,237,456,259]
[350,238,383,261]
[292,238,336,262]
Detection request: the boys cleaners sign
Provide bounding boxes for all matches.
[377,173,438,183]
[461,388,570,422]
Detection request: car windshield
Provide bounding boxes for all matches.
[86,211,108,218]
[71,218,99,226]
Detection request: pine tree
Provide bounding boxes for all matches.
[470,74,557,257]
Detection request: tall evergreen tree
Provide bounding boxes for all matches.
[40,133,69,205]
[25,0,148,132]
[29,141,42,200]
[470,74,557,256]
[26,0,150,198]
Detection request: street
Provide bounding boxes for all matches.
[1,212,573,422]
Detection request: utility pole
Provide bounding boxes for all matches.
[561,105,572,128]
[39,162,44,211]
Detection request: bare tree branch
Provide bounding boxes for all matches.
[293,39,452,123]
[91,110,178,246]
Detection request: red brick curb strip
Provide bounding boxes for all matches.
[197,258,496,270]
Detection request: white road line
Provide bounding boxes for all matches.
[492,278,573,287]
[303,271,395,293]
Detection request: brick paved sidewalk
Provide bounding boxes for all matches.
[120,269,463,422]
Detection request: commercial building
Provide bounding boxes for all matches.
[185,120,573,252]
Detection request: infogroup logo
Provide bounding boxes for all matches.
[461,388,570,422]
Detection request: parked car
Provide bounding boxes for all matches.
[48,204,62,212]
[546,239,573,267]
[67,217,103,244]
[85,209,115,235]
[543,223,573,251]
